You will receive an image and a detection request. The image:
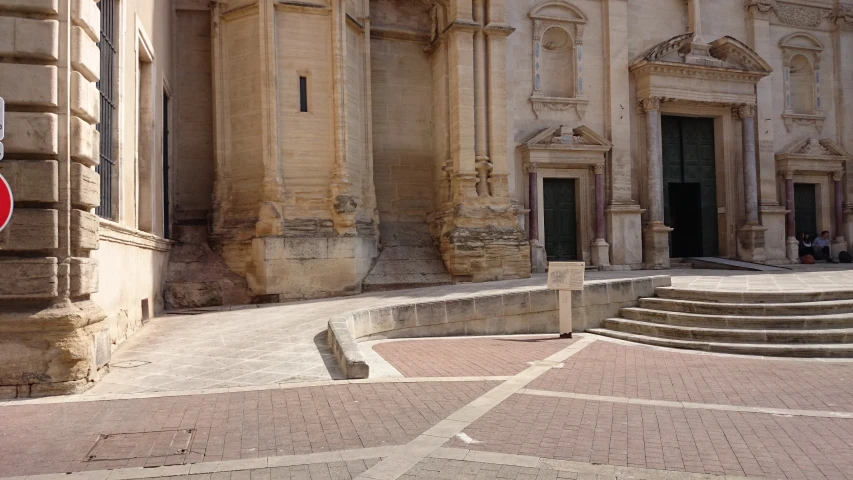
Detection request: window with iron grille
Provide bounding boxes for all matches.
[96,0,117,219]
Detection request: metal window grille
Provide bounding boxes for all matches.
[96,0,117,219]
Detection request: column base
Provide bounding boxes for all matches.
[832,238,848,261]
[590,238,610,268]
[643,223,673,269]
[607,204,644,268]
[0,300,107,398]
[736,224,768,263]
[530,240,547,274]
[786,236,799,264]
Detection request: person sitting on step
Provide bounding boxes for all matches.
[798,232,813,258]
[812,231,837,263]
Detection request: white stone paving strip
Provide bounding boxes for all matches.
[520,388,853,419]
[428,447,758,480]
[354,336,598,480]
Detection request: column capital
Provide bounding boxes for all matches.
[639,97,662,113]
[735,103,757,119]
[744,0,776,18]
[592,164,604,175]
[829,5,853,28]
[780,170,794,180]
[832,171,844,182]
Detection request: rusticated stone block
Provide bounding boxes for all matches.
[70,257,98,295]
[70,71,99,124]
[2,113,58,155]
[0,64,57,107]
[71,0,99,42]
[70,25,99,82]
[71,209,99,251]
[0,160,58,203]
[0,257,57,299]
[0,209,58,251]
[70,116,100,166]
[0,17,58,60]
[71,162,99,209]
[0,0,58,14]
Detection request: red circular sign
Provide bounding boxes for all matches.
[0,173,13,233]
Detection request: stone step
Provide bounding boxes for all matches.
[601,318,853,344]
[620,307,853,329]
[655,286,853,304]
[638,297,853,316]
[587,328,853,357]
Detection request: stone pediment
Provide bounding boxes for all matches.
[520,125,611,171]
[521,125,612,152]
[631,33,771,107]
[633,33,772,74]
[776,137,850,175]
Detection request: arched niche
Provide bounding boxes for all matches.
[529,1,588,119]
[780,32,824,132]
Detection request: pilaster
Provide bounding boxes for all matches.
[0,0,106,398]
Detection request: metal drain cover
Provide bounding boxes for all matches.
[85,429,194,462]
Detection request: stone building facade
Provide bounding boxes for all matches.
[1,0,853,396]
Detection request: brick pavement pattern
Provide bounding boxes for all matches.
[372,336,576,377]
[444,394,853,479]
[402,457,610,480]
[0,382,494,477]
[530,341,853,412]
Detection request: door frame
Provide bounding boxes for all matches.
[536,168,593,264]
[648,104,735,258]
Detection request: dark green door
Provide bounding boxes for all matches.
[794,183,817,238]
[543,178,578,261]
[661,116,718,257]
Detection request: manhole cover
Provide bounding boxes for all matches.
[111,360,150,368]
[84,429,195,462]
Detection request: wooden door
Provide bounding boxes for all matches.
[543,178,578,261]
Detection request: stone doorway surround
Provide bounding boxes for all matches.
[518,125,612,272]
[776,137,852,262]
[631,32,773,269]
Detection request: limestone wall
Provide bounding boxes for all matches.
[173,7,214,223]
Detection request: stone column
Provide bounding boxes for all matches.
[830,8,853,246]
[735,104,767,263]
[783,171,798,263]
[640,97,671,269]
[472,0,491,197]
[528,168,545,273]
[591,164,610,268]
[832,171,847,259]
[0,0,106,398]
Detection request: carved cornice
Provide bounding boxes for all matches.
[743,0,776,14]
[782,113,825,132]
[484,23,515,37]
[530,96,589,119]
[631,62,768,84]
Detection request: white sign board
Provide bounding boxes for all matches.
[547,262,585,291]
[547,262,585,338]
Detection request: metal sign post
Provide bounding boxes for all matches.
[546,262,585,338]
[0,96,13,233]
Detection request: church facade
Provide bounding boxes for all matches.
[1,0,853,396]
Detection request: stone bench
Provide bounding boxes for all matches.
[327,275,672,379]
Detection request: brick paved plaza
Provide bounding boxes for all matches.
[4,270,853,480]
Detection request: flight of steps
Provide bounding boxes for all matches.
[362,221,453,291]
[588,286,853,357]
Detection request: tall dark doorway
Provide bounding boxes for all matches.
[543,178,578,261]
[794,183,817,238]
[662,116,718,257]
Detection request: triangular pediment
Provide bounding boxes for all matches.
[633,34,772,75]
[778,137,851,159]
[523,125,612,151]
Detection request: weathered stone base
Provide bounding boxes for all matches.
[607,204,644,268]
[786,236,799,263]
[247,235,378,301]
[590,239,611,268]
[530,240,547,274]
[0,300,106,397]
[737,224,767,263]
[643,223,673,269]
[439,227,531,282]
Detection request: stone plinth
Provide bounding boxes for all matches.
[737,224,768,263]
[643,223,672,269]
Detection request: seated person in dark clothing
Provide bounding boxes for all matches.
[798,232,813,258]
